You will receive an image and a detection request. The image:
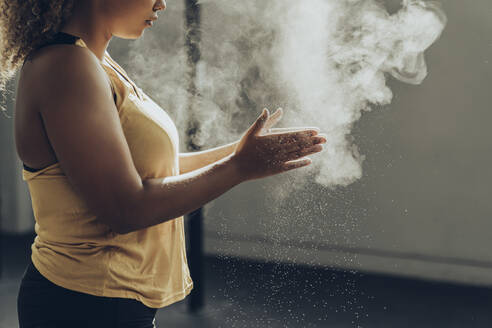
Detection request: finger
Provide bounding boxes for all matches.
[263,108,284,131]
[267,130,319,144]
[316,133,327,143]
[248,108,269,136]
[283,144,324,162]
[268,127,321,134]
[281,157,312,172]
[278,136,326,154]
[291,135,327,148]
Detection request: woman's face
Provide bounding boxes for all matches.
[103,0,166,39]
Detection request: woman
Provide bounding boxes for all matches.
[1,0,327,327]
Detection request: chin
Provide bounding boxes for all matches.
[114,29,145,40]
[134,30,145,39]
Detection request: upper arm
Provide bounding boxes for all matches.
[36,47,142,233]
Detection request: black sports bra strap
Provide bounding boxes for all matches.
[43,32,80,46]
[24,32,80,66]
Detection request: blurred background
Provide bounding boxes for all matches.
[2,0,492,327]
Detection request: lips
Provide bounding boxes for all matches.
[146,16,157,26]
[145,15,158,27]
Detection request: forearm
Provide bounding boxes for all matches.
[179,141,238,173]
[120,154,242,234]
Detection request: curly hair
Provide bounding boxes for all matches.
[0,0,75,114]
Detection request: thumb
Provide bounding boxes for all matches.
[248,108,269,136]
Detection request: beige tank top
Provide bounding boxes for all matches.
[22,35,193,308]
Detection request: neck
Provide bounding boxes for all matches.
[60,1,111,61]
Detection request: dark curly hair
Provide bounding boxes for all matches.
[0,0,75,114]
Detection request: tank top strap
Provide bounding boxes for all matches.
[74,38,88,49]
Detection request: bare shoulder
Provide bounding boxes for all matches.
[20,44,111,110]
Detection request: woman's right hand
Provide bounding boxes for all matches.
[231,108,327,182]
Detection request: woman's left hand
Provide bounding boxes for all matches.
[234,108,320,153]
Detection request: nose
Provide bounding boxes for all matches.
[154,0,166,11]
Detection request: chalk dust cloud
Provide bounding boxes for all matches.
[115,0,446,189]
[108,2,448,322]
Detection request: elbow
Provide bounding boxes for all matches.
[86,180,146,235]
[98,199,139,235]
[99,212,133,235]
[107,215,132,235]
[112,224,133,235]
